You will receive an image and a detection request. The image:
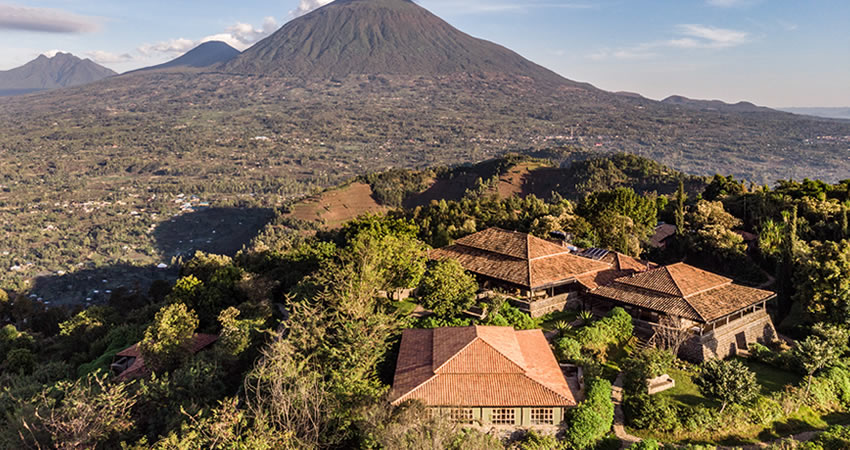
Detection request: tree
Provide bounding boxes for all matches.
[655,314,693,357]
[217,306,266,357]
[31,373,138,449]
[418,258,478,318]
[139,303,199,372]
[694,358,759,412]
[793,324,849,395]
[794,240,850,324]
[675,179,686,236]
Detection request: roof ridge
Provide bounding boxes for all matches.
[433,327,527,374]
[475,328,528,372]
[392,373,439,404]
[432,329,479,373]
[665,265,686,297]
[519,372,572,404]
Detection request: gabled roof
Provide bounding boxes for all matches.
[114,333,218,380]
[391,326,578,407]
[429,228,610,290]
[591,262,774,323]
[575,250,657,290]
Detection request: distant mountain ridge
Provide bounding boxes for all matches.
[0,53,115,96]
[132,41,240,73]
[662,95,775,113]
[779,107,850,120]
[223,0,571,84]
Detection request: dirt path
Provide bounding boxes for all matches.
[611,372,642,448]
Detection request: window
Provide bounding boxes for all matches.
[530,408,554,425]
[491,408,516,425]
[450,408,474,423]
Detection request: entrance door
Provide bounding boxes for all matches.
[735,332,748,352]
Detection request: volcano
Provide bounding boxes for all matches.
[224,0,569,84]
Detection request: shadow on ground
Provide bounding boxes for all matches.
[28,207,275,307]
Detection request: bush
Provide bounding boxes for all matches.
[750,396,784,426]
[5,348,34,374]
[623,393,679,432]
[808,425,850,449]
[622,348,674,394]
[517,430,561,450]
[628,439,660,450]
[554,336,581,362]
[563,379,613,450]
[694,358,760,412]
[576,307,633,357]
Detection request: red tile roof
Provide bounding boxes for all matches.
[114,333,218,380]
[391,326,577,407]
[591,263,774,323]
[429,228,610,290]
[576,251,657,290]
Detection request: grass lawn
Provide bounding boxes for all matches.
[738,358,802,394]
[395,300,418,316]
[657,368,713,408]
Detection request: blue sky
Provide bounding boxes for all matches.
[1,0,847,107]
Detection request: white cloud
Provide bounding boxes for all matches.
[136,16,278,58]
[591,24,749,60]
[291,0,334,18]
[86,50,133,64]
[0,4,100,33]
[673,24,749,48]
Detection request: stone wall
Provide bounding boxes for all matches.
[681,309,777,362]
[511,292,581,318]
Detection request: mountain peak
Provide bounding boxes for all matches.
[223,0,567,83]
[0,52,115,96]
[132,41,240,73]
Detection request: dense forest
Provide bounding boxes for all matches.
[3,154,850,448]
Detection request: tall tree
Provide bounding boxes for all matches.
[675,179,686,236]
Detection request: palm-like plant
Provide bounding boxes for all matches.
[578,310,594,323]
[553,320,572,336]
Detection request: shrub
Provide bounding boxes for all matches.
[628,439,660,450]
[694,358,760,412]
[809,425,850,450]
[623,393,679,432]
[750,396,784,426]
[554,336,581,362]
[576,307,633,357]
[517,430,561,450]
[563,379,613,450]
[622,348,674,394]
[5,348,34,374]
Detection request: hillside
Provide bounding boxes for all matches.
[662,95,774,113]
[1,0,849,295]
[223,0,569,84]
[133,41,240,72]
[0,53,115,96]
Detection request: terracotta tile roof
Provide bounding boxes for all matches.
[591,263,775,323]
[391,326,577,407]
[430,228,610,290]
[575,251,657,290]
[114,333,218,380]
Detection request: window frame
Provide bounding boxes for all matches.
[491,408,516,425]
